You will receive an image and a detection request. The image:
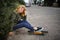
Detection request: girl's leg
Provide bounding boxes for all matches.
[13,20,34,31]
[13,22,25,31]
[23,20,34,32]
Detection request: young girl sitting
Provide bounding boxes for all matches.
[9,5,43,35]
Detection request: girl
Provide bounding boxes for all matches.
[9,5,43,35]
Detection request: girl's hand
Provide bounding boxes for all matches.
[8,32,14,36]
[0,32,2,34]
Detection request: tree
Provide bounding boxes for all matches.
[0,0,25,40]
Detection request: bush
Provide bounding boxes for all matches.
[0,0,25,40]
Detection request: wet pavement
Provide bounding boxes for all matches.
[8,5,60,40]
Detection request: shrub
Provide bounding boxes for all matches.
[0,0,25,40]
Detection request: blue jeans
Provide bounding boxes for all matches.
[13,20,34,32]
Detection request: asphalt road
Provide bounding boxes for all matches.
[8,5,60,40]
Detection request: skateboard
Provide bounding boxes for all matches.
[28,27,48,35]
[28,30,48,35]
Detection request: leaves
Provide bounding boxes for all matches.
[0,0,25,40]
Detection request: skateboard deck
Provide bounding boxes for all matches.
[28,27,48,35]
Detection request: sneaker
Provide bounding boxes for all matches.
[37,27,48,33]
[28,27,42,32]
[35,27,42,31]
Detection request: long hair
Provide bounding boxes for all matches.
[14,5,26,16]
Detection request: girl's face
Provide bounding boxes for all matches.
[17,7,25,13]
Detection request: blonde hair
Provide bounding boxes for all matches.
[14,5,26,16]
[15,5,26,13]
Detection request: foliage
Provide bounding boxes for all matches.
[0,0,25,40]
